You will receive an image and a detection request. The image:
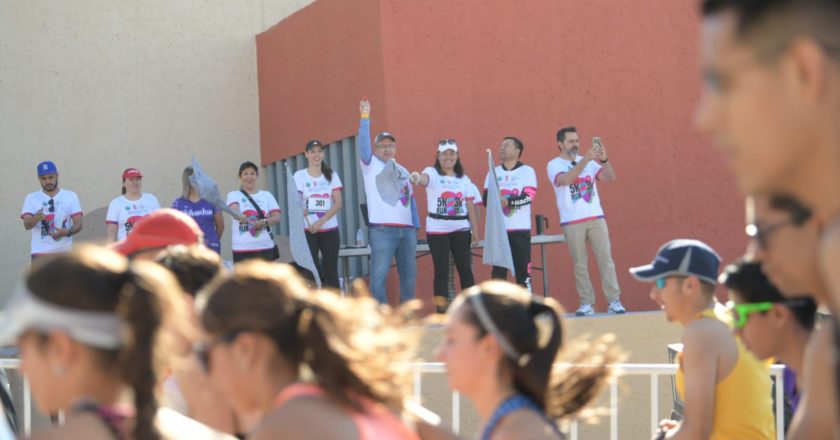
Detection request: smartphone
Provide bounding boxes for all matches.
[593,136,602,149]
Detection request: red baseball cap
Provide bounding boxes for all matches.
[112,209,203,256]
[122,168,143,179]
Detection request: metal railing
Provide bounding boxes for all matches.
[408,362,786,440]
[1,360,785,439]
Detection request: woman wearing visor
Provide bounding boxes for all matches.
[293,140,343,289]
[0,245,234,440]
[409,139,478,313]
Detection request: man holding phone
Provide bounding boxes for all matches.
[547,127,624,315]
[21,161,83,261]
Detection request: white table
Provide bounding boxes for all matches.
[338,233,565,297]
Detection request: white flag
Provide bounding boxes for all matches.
[286,163,321,288]
[189,157,238,217]
[482,150,515,276]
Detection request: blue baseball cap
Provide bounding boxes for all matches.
[629,239,722,285]
[36,161,57,176]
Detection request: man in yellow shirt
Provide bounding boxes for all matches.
[630,239,774,440]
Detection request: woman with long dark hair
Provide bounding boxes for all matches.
[197,261,420,439]
[293,140,343,289]
[226,161,281,263]
[410,140,478,312]
[436,281,621,439]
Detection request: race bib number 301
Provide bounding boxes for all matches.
[307,196,330,213]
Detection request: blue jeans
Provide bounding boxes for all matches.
[369,225,417,304]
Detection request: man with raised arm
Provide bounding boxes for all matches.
[357,99,420,304]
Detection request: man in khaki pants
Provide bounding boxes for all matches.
[547,126,624,315]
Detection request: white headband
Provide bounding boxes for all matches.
[468,293,521,361]
[0,282,124,349]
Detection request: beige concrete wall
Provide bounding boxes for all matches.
[0,0,315,303]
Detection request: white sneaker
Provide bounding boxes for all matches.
[608,300,626,314]
[575,304,595,316]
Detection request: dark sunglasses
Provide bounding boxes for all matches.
[193,331,240,372]
[438,139,456,146]
[745,220,793,250]
[47,199,54,213]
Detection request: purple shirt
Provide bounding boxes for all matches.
[783,366,800,413]
[171,197,221,253]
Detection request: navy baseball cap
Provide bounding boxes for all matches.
[375,131,396,143]
[629,239,722,285]
[37,161,57,176]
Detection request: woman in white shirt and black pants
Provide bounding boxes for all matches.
[411,140,478,312]
[293,140,343,289]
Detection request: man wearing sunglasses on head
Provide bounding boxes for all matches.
[20,161,83,261]
[720,259,816,433]
[548,126,623,316]
[630,239,775,440]
[746,194,839,438]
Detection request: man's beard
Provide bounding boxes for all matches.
[41,180,57,192]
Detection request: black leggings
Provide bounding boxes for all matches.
[232,249,276,263]
[305,229,341,289]
[491,231,531,287]
[427,230,475,300]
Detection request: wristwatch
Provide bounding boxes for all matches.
[599,157,609,164]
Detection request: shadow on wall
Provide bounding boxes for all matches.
[75,207,108,244]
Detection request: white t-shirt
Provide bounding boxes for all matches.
[226,190,281,252]
[546,156,605,226]
[360,156,414,227]
[20,189,83,255]
[293,169,343,232]
[469,182,483,206]
[483,163,537,232]
[422,167,474,234]
[106,193,161,241]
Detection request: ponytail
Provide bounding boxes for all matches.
[121,179,127,195]
[117,267,163,440]
[321,161,333,182]
[459,281,622,422]
[24,246,190,440]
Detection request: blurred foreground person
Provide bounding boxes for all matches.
[197,261,422,439]
[155,245,240,435]
[436,280,620,440]
[0,245,232,439]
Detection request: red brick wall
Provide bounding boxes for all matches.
[257,0,746,313]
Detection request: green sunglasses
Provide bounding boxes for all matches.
[726,299,813,329]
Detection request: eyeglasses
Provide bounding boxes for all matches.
[438,139,456,146]
[654,276,686,290]
[193,331,240,372]
[47,199,54,213]
[745,220,793,250]
[727,299,813,329]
